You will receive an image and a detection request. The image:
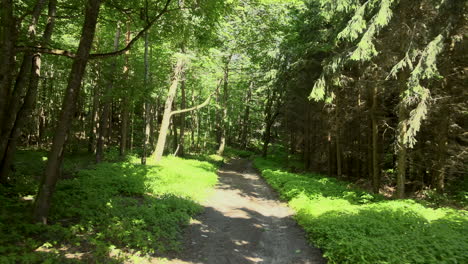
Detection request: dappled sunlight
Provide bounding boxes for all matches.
[254,156,468,264]
[161,158,325,264]
[1,152,220,263]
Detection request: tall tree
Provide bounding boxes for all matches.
[34,0,102,223]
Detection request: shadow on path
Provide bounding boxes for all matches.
[163,159,326,264]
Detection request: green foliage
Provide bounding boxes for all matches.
[0,151,219,263]
[310,0,397,101]
[223,146,255,159]
[401,34,445,147]
[254,156,468,264]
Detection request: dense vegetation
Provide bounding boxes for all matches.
[254,151,468,263]
[0,0,466,262]
[274,0,467,200]
[1,150,221,262]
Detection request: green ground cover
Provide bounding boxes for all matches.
[0,150,220,263]
[254,155,468,264]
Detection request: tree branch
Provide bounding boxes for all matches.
[91,0,173,59]
[14,0,175,60]
[170,93,213,116]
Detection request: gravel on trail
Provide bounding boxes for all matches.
[163,158,326,264]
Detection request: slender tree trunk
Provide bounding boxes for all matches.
[141,31,151,164]
[177,67,186,156]
[130,104,134,152]
[190,86,198,150]
[432,105,449,192]
[172,106,179,154]
[335,97,342,177]
[96,23,120,163]
[370,84,380,193]
[217,58,231,156]
[38,76,47,146]
[33,0,101,224]
[304,104,311,169]
[88,64,100,153]
[327,132,332,177]
[240,81,252,150]
[396,100,408,198]
[119,23,131,156]
[262,86,280,158]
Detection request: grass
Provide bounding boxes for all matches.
[254,155,468,264]
[0,150,220,263]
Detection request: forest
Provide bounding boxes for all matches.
[0,0,467,263]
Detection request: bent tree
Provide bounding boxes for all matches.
[152,55,214,163]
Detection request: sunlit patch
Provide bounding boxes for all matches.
[35,245,85,260]
[245,256,263,262]
[234,239,250,246]
[224,209,251,219]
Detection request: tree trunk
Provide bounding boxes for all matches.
[432,105,449,192]
[0,0,17,132]
[141,32,152,164]
[396,100,408,199]
[119,23,130,156]
[327,132,332,177]
[262,86,280,158]
[370,84,380,193]
[88,63,100,153]
[33,0,101,224]
[153,57,186,163]
[217,57,231,156]
[96,23,120,163]
[240,81,252,150]
[0,0,54,183]
[0,0,46,168]
[177,68,186,156]
[190,86,198,150]
[335,97,342,177]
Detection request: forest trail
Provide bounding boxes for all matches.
[163,159,326,264]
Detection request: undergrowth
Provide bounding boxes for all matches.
[0,151,220,263]
[254,155,468,264]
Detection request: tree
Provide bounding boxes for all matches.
[34,0,102,223]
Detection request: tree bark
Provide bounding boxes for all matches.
[262,86,280,158]
[96,23,121,163]
[432,104,449,192]
[335,96,342,177]
[0,0,53,183]
[141,31,151,165]
[0,0,45,168]
[327,132,332,177]
[152,56,212,163]
[177,65,187,156]
[370,84,380,193]
[0,0,17,132]
[217,57,231,156]
[120,23,131,156]
[88,63,101,153]
[33,0,101,224]
[153,57,186,163]
[240,81,252,150]
[396,100,408,199]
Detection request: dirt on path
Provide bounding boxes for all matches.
[163,158,326,264]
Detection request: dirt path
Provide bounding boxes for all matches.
[164,158,326,264]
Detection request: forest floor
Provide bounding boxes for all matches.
[162,158,326,264]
